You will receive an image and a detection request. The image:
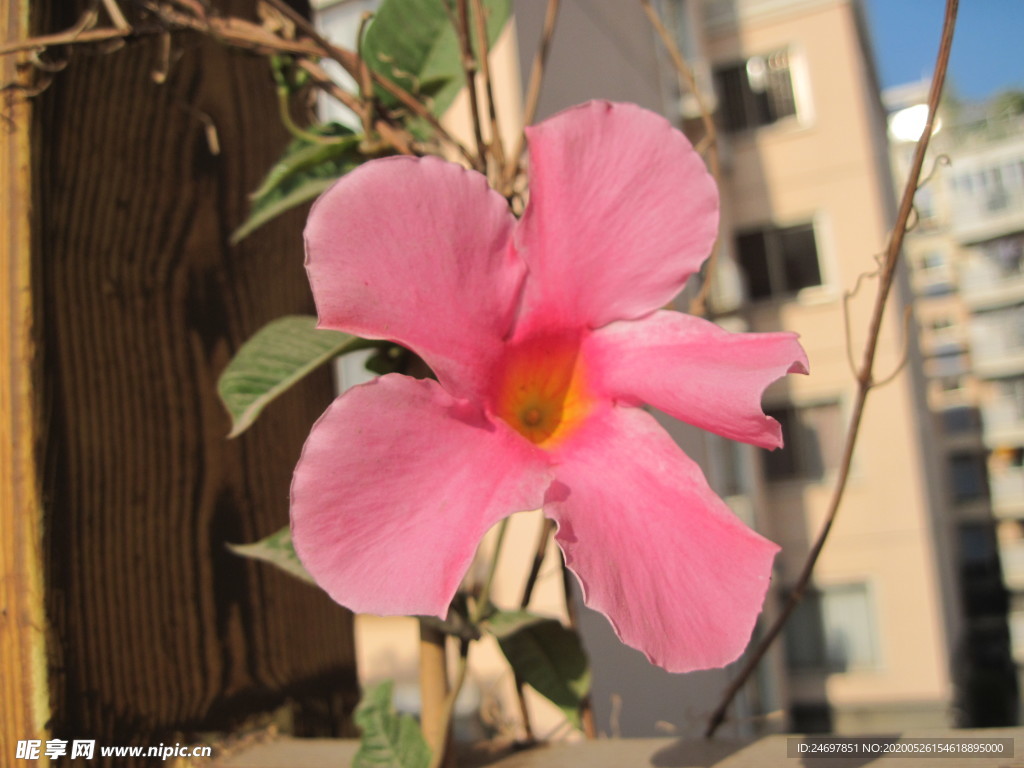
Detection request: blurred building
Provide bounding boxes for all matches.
[887,82,1023,724]
[312,0,999,740]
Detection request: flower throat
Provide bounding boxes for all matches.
[494,333,591,447]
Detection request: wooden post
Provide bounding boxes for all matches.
[0,0,51,754]
[3,0,360,753]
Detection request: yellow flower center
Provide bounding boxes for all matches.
[494,333,591,447]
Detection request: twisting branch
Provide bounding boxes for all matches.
[705,0,959,738]
[639,0,721,317]
[504,0,560,186]
[1,0,473,162]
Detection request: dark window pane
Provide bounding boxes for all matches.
[737,230,773,299]
[713,49,796,134]
[763,407,799,479]
[778,223,821,292]
[950,453,988,502]
[941,407,978,433]
[764,402,840,483]
[784,584,878,672]
[737,221,821,300]
[714,65,748,133]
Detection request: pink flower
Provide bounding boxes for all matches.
[292,101,808,672]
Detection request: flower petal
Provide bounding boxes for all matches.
[291,375,551,617]
[304,156,522,398]
[515,101,718,330]
[586,311,808,449]
[545,406,779,673]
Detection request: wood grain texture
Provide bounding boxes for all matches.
[31,0,358,755]
[1,0,51,752]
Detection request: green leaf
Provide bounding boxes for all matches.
[218,315,367,437]
[231,134,364,244]
[353,681,431,768]
[485,610,592,729]
[249,128,357,202]
[227,526,315,585]
[362,0,510,118]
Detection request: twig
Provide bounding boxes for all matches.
[504,0,560,186]
[425,519,511,768]
[871,306,915,389]
[639,0,721,317]
[512,516,556,742]
[355,12,377,142]
[295,60,413,155]
[101,0,132,33]
[561,558,597,739]
[704,0,959,738]
[455,0,486,171]
[471,0,506,185]
[419,620,453,768]
[520,517,555,610]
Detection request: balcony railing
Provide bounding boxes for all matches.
[989,466,1024,518]
[950,186,1024,245]
[969,321,1024,377]
[1010,606,1024,664]
[981,398,1024,446]
[960,262,1024,310]
[1001,538,1024,592]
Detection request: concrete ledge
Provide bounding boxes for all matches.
[212,729,1024,768]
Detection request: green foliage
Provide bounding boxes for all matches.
[362,0,510,118]
[353,681,432,768]
[227,525,314,584]
[218,315,370,437]
[231,130,365,244]
[485,610,592,729]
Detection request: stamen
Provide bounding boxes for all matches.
[522,407,543,427]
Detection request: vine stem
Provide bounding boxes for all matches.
[503,0,560,186]
[470,0,507,188]
[511,515,556,741]
[704,0,959,737]
[454,0,487,172]
[426,517,510,768]
[419,621,454,768]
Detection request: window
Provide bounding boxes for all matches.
[939,375,965,392]
[998,376,1024,418]
[929,350,967,378]
[920,250,945,272]
[707,434,745,497]
[736,222,821,300]
[785,583,879,672]
[714,49,797,132]
[763,401,842,483]
[940,406,979,434]
[949,452,989,502]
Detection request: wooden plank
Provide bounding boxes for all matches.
[28,0,358,749]
[0,0,51,753]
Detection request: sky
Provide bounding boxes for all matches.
[863,0,1024,102]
